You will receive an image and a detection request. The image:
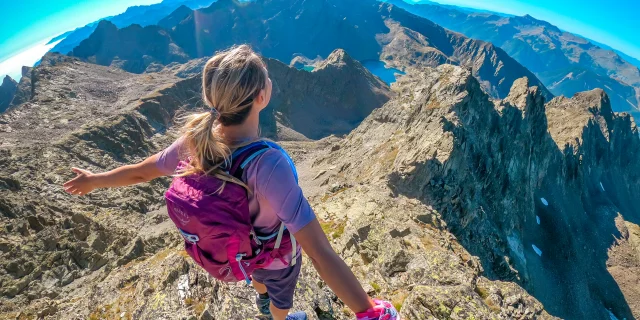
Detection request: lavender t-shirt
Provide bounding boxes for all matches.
[155,138,315,270]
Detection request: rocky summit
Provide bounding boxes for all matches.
[0,76,18,113]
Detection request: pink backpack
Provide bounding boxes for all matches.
[164,141,297,283]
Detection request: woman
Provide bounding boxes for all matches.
[64,45,398,320]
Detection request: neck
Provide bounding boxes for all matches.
[217,110,260,144]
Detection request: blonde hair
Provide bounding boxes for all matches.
[179,45,267,177]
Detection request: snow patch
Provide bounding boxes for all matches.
[532,244,542,256]
[600,182,605,192]
[536,216,540,225]
[507,235,526,264]
[177,274,190,301]
[540,198,549,206]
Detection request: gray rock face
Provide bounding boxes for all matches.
[608,217,640,319]
[0,76,18,113]
[314,64,639,319]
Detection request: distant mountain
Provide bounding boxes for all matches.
[49,0,214,55]
[0,76,18,112]
[389,0,640,120]
[71,0,552,101]
[407,0,513,16]
[158,5,193,29]
[71,21,190,74]
[587,37,640,69]
[46,30,74,45]
[263,49,393,139]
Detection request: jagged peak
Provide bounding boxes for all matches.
[517,14,561,32]
[571,88,613,118]
[21,66,32,77]
[95,19,118,31]
[390,64,476,114]
[503,76,545,113]
[175,4,190,11]
[158,4,194,29]
[316,49,359,70]
[2,75,17,86]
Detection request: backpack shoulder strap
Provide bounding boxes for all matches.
[229,141,270,181]
[229,140,298,183]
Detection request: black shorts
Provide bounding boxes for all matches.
[251,255,303,309]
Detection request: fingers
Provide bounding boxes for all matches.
[63,177,78,188]
[71,167,86,175]
[64,185,82,195]
[64,168,84,187]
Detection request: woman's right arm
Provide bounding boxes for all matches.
[63,154,168,195]
[294,219,375,313]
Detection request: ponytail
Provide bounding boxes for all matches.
[177,111,230,177]
[176,44,267,178]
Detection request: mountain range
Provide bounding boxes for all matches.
[49,0,214,56]
[388,0,640,122]
[67,0,551,102]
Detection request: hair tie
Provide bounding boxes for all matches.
[210,108,221,120]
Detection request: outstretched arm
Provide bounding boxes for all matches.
[64,137,184,196]
[63,154,168,195]
[294,218,375,313]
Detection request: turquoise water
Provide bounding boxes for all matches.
[301,65,315,72]
[362,60,405,85]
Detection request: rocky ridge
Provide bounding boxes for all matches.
[0,76,18,113]
[311,64,639,318]
[389,0,640,122]
[608,216,640,319]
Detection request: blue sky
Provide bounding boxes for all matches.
[1,0,639,80]
[0,0,161,63]
[427,0,640,61]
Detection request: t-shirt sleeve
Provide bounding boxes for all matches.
[155,137,187,175]
[255,149,316,234]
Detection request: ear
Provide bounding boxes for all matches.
[255,89,267,108]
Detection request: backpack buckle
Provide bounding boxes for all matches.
[179,229,200,244]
